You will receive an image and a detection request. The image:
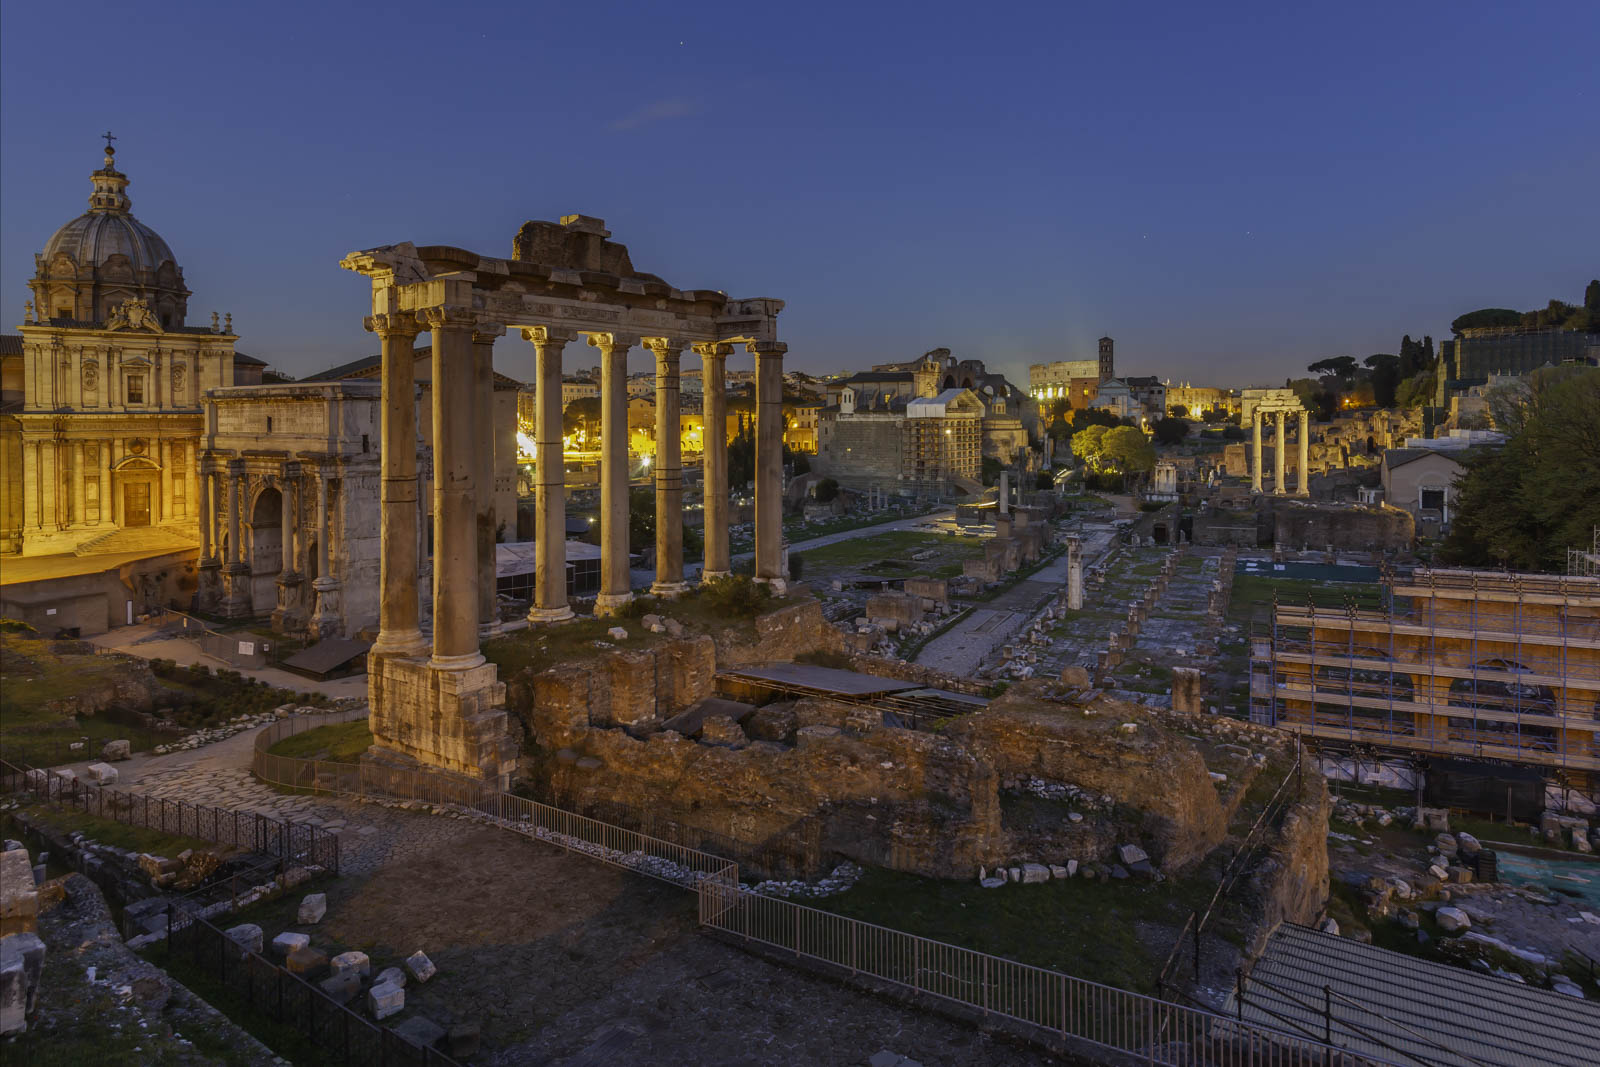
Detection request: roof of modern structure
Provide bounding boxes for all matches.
[1382,447,1466,470]
[280,637,372,678]
[1123,375,1162,387]
[907,387,983,418]
[720,662,923,697]
[0,335,21,356]
[841,370,915,384]
[233,351,266,366]
[1233,922,1599,1067]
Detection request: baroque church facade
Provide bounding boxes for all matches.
[1,143,262,558]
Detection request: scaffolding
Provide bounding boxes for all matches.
[1569,526,1600,579]
[1251,567,1600,798]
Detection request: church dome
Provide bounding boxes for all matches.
[31,141,190,326]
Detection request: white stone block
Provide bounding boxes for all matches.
[224,923,263,956]
[367,981,405,1020]
[101,739,131,761]
[329,950,370,978]
[1021,863,1051,884]
[404,950,436,983]
[1436,906,1471,933]
[271,932,310,956]
[375,965,406,989]
[1118,844,1149,866]
[297,893,327,924]
[84,763,118,785]
[607,626,628,641]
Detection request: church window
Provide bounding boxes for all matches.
[266,416,273,433]
[127,375,145,403]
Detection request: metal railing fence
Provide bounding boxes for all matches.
[164,901,461,1067]
[697,879,1397,1067]
[0,759,339,874]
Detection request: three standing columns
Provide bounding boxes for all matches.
[647,338,689,597]
[751,340,787,592]
[694,343,732,581]
[592,332,635,615]
[525,327,575,623]
[425,306,485,670]
[368,312,427,657]
[472,324,504,638]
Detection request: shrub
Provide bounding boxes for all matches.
[700,575,772,618]
[0,618,37,635]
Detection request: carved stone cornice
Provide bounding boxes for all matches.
[364,312,423,340]
[520,325,578,348]
[420,305,477,333]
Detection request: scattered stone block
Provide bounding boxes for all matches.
[375,965,406,989]
[330,950,370,978]
[277,866,312,890]
[392,1015,448,1049]
[224,923,263,957]
[1,931,47,1035]
[271,932,310,956]
[286,946,328,977]
[447,1022,481,1058]
[1021,863,1050,885]
[606,626,628,641]
[1118,844,1149,865]
[405,950,436,983]
[1,851,39,938]
[319,971,361,1006]
[1448,867,1473,885]
[1434,833,1457,857]
[367,981,405,1020]
[1455,832,1481,857]
[1007,867,1021,883]
[1436,906,1471,933]
[298,893,327,924]
[1048,865,1068,879]
[1319,918,1339,936]
[1428,864,1448,881]
[84,762,118,785]
[979,877,1006,889]
[102,739,131,761]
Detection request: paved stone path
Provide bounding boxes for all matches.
[86,620,370,700]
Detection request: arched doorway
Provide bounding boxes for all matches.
[249,488,282,612]
[942,375,956,389]
[111,452,161,527]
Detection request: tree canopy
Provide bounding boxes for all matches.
[1441,367,1600,571]
[1308,356,1358,380]
[1100,426,1156,473]
[1070,424,1108,465]
[1152,417,1190,445]
[1449,280,1599,334]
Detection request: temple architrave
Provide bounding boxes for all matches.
[1,143,262,560]
[341,216,784,786]
[1241,388,1309,496]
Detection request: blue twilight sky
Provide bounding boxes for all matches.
[2,0,1596,387]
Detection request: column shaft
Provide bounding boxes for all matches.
[280,472,295,573]
[318,470,332,577]
[159,438,173,522]
[186,442,199,523]
[473,326,504,636]
[1274,411,1287,495]
[752,341,788,590]
[594,334,634,613]
[369,314,426,656]
[527,329,574,622]
[1298,410,1311,496]
[197,463,212,557]
[696,345,731,581]
[72,441,86,525]
[426,308,484,667]
[649,340,687,596]
[227,466,242,564]
[1251,413,1263,493]
[107,440,120,526]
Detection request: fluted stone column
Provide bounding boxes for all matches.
[1251,412,1263,494]
[1297,410,1311,496]
[1273,411,1286,495]
[525,327,575,623]
[368,312,427,656]
[226,464,243,565]
[279,473,295,574]
[425,306,484,667]
[72,441,86,526]
[472,324,504,638]
[750,341,788,592]
[695,343,732,581]
[647,338,688,597]
[102,439,115,526]
[197,463,212,558]
[220,461,251,617]
[592,332,635,614]
[159,438,173,523]
[186,446,199,524]
[1067,534,1084,610]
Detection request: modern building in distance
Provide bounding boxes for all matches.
[1165,382,1236,417]
[813,384,986,498]
[1253,568,1600,799]
[1,143,263,559]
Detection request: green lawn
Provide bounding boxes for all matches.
[18,803,218,857]
[815,864,1215,994]
[0,635,171,767]
[795,530,984,577]
[266,719,373,763]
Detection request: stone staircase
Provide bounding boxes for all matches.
[72,525,199,557]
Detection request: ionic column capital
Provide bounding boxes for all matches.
[746,340,788,358]
[471,322,506,345]
[364,312,423,339]
[521,325,578,348]
[420,305,478,333]
[587,332,639,352]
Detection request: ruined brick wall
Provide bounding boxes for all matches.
[1271,502,1413,552]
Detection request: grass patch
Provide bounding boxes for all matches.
[266,719,373,763]
[21,803,217,857]
[799,530,983,576]
[0,635,171,766]
[816,865,1214,994]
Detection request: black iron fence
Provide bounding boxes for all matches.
[163,902,462,1066]
[0,759,339,875]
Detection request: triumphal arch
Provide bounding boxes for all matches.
[341,215,784,786]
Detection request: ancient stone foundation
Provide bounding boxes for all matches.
[365,655,518,789]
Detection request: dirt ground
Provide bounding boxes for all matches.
[233,824,1060,1066]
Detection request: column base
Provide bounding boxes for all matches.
[699,570,731,583]
[594,591,633,615]
[478,620,504,639]
[371,627,429,658]
[754,576,789,597]
[429,650,487,672]
[310,576,343,639]
[220,562,252,619]
[527,604,575,625]
[366,655,517,789]
[649,580,691,599]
